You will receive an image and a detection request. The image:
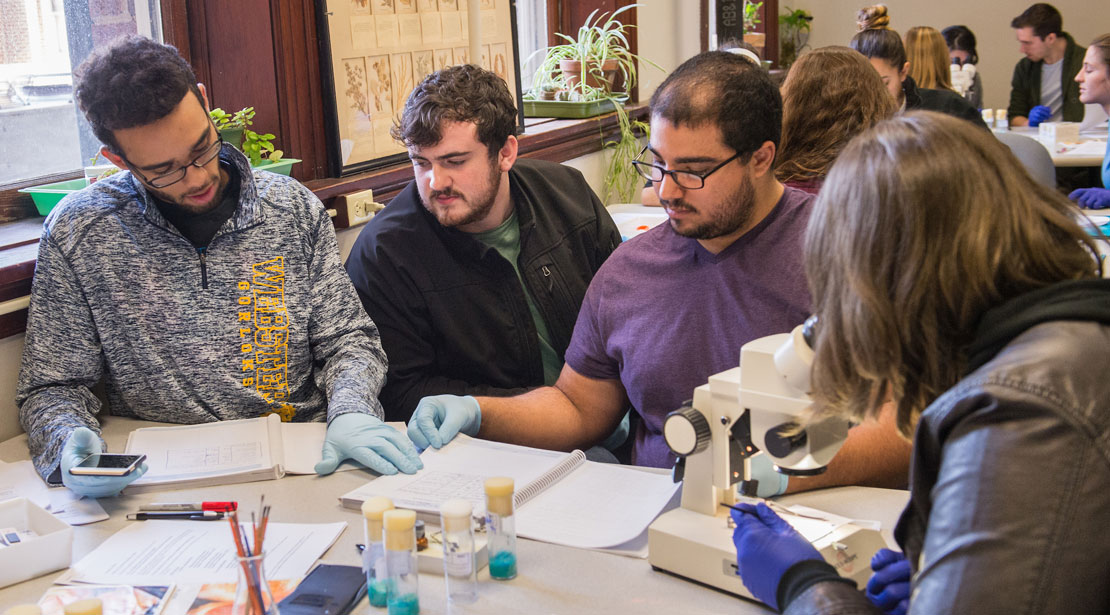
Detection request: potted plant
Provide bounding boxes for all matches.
[209,106,294,174]
[743,1,765,54]
[779,7,813,69]
[523,4,660,203]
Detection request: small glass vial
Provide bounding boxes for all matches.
[232,553,279,615]
[440,499,478,604]
[484,476,517,580]
[362,496,394,608]
[414,520,428,551]
[383,509,420,615]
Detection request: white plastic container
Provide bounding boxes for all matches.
[0,497,73,588]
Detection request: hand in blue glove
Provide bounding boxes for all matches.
[1027,105,1052,127]
[315,413,423,476]
[731,502,823,610]
[865,548,912,615]
[406,395,481,450]
[747,453,790,498]
[60,427,148,498]
[1069,187,1110,210]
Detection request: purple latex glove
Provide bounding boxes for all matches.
[865,548,911,615]
[1027,105,1052,127]
[731,502,823,610]
[1069,187,1110,210]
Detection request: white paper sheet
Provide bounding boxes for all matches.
[0,460,107,525]
[60,521,345,585]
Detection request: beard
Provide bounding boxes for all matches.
[421,157,502,228]
[664,169,756,240]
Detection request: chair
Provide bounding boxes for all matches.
[996,132,1056,189]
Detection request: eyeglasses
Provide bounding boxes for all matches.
[631,146,743,190]
[125,135,223,189]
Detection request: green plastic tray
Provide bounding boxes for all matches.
[523,98,622,119]
[20,159,302,216]
[19,179,90,216]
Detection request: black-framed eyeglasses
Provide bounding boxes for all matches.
[125,134,223,189]
[631,146,743,190]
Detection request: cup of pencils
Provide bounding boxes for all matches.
[229,500,277,615]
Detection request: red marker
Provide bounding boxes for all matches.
[138,501,238,512]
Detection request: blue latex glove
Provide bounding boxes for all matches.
[315,413,423,476]
[1069,187,1110,210]
[731,502,823,610]
[748,453,790,497]
[866,548,912,615]
[406,395,481,450]
[60,427,148,498]
[1027,105,1052,127]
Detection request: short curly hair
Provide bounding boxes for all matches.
[391,64,518,158]
[74,35,202,155]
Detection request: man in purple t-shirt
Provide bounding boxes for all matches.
[406,51,911,496]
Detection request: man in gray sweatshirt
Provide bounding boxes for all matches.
[16,35,421,497]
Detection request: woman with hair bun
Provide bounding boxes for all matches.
[849,5,986,128]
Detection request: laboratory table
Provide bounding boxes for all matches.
[0,417,910,613]
[1001,126,1107,167]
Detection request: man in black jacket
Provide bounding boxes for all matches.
[345,65,622,429]
[1007,3,1086,126]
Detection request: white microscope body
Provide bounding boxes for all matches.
[647,321,886,599]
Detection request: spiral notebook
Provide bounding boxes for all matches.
[339,435,679,551]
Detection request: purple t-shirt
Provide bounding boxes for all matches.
[565,186,814,468]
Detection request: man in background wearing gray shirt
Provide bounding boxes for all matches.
[1007,3,1086,127]
[17,36,421,497]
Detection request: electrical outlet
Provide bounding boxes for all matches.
[338,188,381,227]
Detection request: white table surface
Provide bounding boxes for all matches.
[999,126,1107,167]
[0,417,910,613]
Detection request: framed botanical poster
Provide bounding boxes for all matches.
[316,0,524,176]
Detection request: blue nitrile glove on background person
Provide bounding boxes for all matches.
[1069,187,1110,210]
[1027,104,1052,127]
[60,427,148,498]
[730,502,824,610]
[747,453,790,498]
[407,395,481,450]
[866,548,911,615]
[315,413,423,476]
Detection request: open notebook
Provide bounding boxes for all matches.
[339,435,680,551]
[122,414,374,493]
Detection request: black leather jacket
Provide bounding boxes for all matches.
[783,279,1110,614]
[345,158,620,421]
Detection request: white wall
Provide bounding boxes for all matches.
[792,0,1108,112]
[0,335,25,441]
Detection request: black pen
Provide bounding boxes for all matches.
[126,511,224,521]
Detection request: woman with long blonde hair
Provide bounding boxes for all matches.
[732,111,1110,614]
[904,26,952,90]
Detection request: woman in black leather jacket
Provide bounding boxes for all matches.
[732,111,1110,614]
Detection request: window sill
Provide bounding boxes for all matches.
[0,104,647,337]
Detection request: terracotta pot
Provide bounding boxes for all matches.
[559,58,620,93]
[743,32,766,56]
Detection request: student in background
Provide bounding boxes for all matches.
[732,111,1110,615]
[904,26,953,91]
[850,5,987,130]
[16,36,421,497]
[1069,34,1110,209]
[942,25,984,108]
[776,46,896,194]
[1008,2,1086,127]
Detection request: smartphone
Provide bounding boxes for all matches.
[68,453,147,476]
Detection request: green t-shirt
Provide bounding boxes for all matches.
[471,209,562,385]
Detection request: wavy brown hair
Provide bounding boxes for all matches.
[776,46,896,184]
[905,26,953,90]
[804,112,1101,437]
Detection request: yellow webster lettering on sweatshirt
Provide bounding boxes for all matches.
[236,258,292,417]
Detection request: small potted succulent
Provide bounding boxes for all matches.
[209,106,294,174]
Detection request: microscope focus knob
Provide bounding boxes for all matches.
[663,406,712,457]
[764,423,808,459]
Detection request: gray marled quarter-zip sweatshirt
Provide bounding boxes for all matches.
[16,145,388,480]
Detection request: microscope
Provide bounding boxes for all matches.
[647,318,886,598]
